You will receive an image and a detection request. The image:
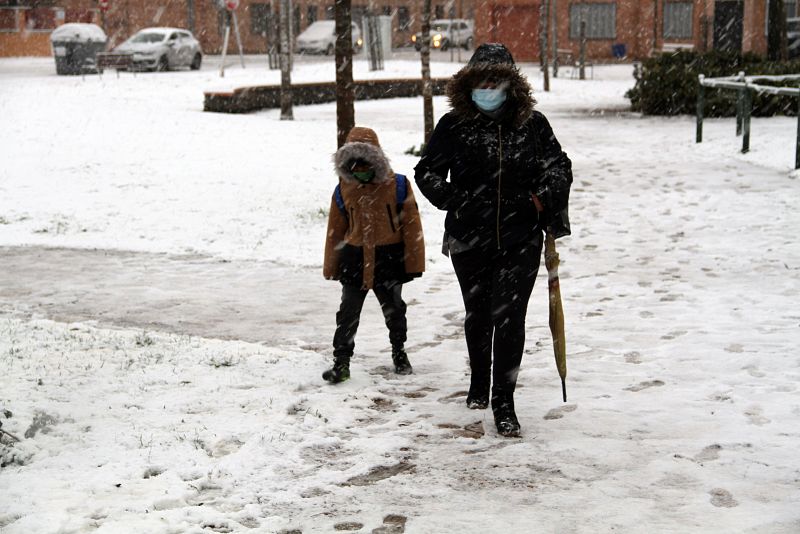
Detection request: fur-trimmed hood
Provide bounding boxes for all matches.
[446,43,536,128]
[334,141,393,184]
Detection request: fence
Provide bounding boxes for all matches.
[695,73,800,169]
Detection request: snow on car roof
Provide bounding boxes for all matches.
[134,27,190,35]
[50,23,107,43]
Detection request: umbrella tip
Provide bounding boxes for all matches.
[561,379,567,403]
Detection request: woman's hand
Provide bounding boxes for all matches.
[532,194,544,213]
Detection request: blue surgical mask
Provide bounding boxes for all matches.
[471,88,507,112]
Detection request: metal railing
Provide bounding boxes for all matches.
[696,73,800,169]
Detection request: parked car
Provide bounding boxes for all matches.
[412,19,474,51]
[114,27,202,71]
[296,20,363,55]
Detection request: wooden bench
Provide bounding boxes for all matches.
[96,52,134,76]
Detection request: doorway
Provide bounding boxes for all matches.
[713,0,743,53]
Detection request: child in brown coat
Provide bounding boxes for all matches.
[322,126,425,383]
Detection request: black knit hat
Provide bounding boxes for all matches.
[468,43,516,67]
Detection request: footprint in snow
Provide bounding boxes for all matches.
[624,351,642,364]
[624,380,665,392]
[544,404,577,420]
[709,488,739,508]
[372,514,408,534]
[694,444,722,462]
[744,406,770,426]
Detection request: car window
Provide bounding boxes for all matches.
[130,32,166,44]
[180,32,191,40]
[169,33,179,41]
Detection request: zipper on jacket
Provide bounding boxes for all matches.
[386,204,397,233]
[496,124,502,249]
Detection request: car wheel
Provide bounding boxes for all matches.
[464,37,473,50]
[326,43,334,55]
[190,53,202,70]
[156,56,169,72]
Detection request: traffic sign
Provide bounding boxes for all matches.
[226,0,239,9]
[99,0,109,12]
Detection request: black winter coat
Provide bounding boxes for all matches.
[414,49,572,252]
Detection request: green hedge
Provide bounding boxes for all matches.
[626,50,800,117]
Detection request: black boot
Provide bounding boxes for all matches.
[391,346,413,375]
[466,384,490,410]
[492,395,521,437]
[322,356,351,384]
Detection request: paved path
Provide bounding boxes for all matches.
[0,246,338,347]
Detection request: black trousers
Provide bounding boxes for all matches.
[333,282,407,359]
[450,240,542,399]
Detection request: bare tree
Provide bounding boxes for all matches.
[539,0,550,92]
[335,0,355,147]
[279,0,293,120]
[420,0,434,145]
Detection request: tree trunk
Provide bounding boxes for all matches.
[768,0,789,61]
[335,0,355,147]
[421,0,433,146]
[279,0,293,120]
[539,0,550,92]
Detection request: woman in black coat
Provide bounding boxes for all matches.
[414,43,572,437]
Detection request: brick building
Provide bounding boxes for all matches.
[1,0,795,60]
[0,0,476,57]
[477,0,793,62]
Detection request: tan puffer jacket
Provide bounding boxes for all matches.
[323,127,425,289]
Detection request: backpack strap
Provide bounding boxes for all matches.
[395,173,407,211]
[333,184,346,216]
[334,175,406,218]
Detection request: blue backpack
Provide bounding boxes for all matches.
[333,173,408,218]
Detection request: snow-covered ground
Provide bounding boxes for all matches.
[1,56,799,533]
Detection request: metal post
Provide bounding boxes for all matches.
[232,10,246,68]
[741,85,751,153]
[220,15,231,77]
[735,71,745,136]
[796,86,800,169]
[696,75,704,143]
[579,20,586,80]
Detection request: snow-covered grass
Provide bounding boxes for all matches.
[1,56,799,533]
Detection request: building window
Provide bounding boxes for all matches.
[307,5,317,23]
[0,9,19,32]
[663,1,693,39]
[434,5,444,19]
[397,6,410,30]
[26,7,57,30]
[569,3,616,40]
[382,6,392,16]
[250,3,271,35]
[293,5,300,36]
[325,5,335,20]
[787,1,798,18]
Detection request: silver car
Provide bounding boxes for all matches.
[296,20,363,55]
[114,27,202,71]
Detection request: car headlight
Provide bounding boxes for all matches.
[411,35,417,42]
[356,38,363,46]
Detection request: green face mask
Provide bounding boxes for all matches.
[353,169,375,183]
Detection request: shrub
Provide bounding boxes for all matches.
[626,50,800,117]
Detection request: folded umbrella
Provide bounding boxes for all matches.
[544,233,567,402]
